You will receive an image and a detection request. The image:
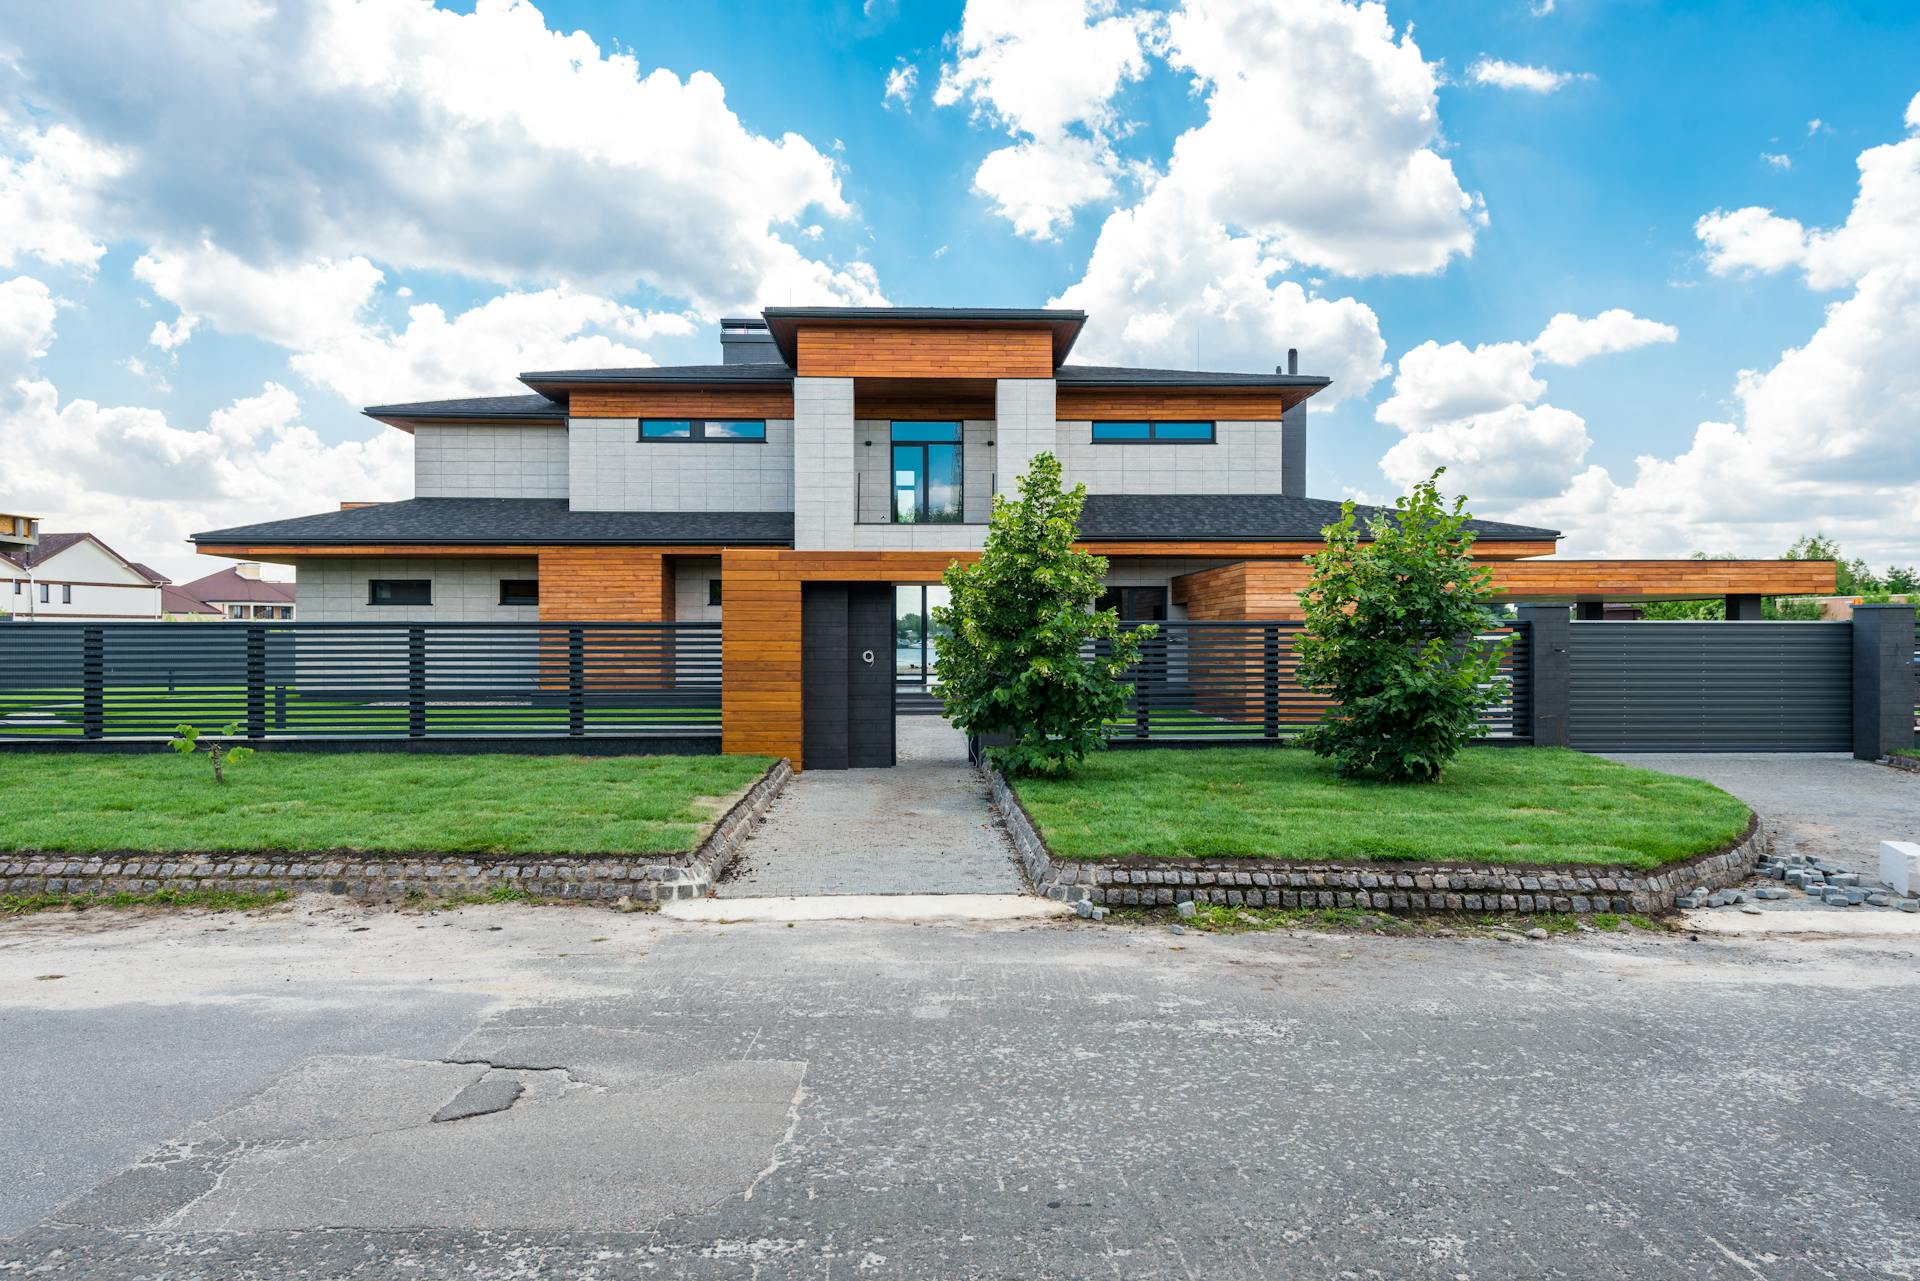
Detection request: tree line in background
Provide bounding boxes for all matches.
[1640,535,1918,621]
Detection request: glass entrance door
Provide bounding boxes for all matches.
[895,584,952,687]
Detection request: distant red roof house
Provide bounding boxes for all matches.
[177,564,297,620]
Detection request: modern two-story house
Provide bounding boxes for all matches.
[194,306,1832,766]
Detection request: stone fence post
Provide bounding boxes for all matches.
[1853,603,1917,760]
[1515,604,1570,748]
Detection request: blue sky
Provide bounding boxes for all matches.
[4,0,1918,578]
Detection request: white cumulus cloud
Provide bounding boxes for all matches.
[883,62,918,110]
[1531,309,1678,366]
[0,0,879,314]
[934,0,1154,239]
[1467,58,1588,93]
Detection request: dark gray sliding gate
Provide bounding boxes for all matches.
[1566,621,1851,751]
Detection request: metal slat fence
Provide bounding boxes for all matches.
[0,621,720,741]
[1091,619,1530,743]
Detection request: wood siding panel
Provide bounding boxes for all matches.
[567,388,794,418]
[795,326,1053,378]
[537,548,674,622]
[1056,387,1310,420]
[1172,559,1841,618]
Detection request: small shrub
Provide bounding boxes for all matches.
[1295,471,1507,783]
[169,722,255,784]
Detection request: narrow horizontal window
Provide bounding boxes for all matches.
[891,421,963,443]
[1091,420,1215,443]
[499,579,539,606]
[637,419,766,442]
[368,579,432,606]
[708,579,722,607]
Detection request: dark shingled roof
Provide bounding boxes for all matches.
[1078,494,1559,543]
[364,393,565,422]
[180,566,298,604]
[519,362,794,388]
[192,499,795,547]
[1056,364,1328,390]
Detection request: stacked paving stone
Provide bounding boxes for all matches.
[1,760,792,908]
[1741,850,1920,913]
[988,769,1764,917]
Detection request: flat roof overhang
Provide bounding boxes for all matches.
[760,306,1088,367]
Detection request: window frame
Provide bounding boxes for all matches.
[367,578,433,607]
[889,421,965,525]
[636,418,767,443]
[707,579,722,608]
[498,578,539,607]
[1090,420,1218,444]
[61,584,73,604]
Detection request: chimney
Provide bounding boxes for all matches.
[1279,351,1307,497]
[720,317,781,365]
[236,562,263,580]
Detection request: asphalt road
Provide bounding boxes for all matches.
[3,901,1918,1279]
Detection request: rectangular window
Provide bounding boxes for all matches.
[62,584,72,604]
[368,579,432,606]
[38,583,49,603]
[707,579,722,607]
[890,422,964,524]
[1091,420,1216,443]
[638,419,766,442]
[499,579,539,606]
[11,580,19,594]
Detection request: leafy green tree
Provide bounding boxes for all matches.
[1294,471,1506,783]
[933,452,1150,777]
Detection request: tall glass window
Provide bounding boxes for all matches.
[891,422,963,523]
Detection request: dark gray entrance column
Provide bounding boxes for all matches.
[1725,594,1762,621]
[1852,603,1917,761]
[1516,604,1570,747]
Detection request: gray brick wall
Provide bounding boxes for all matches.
[292,556,541,622]
[567,419,794,512]
[1053,420,1285,494]
[414,425,568,498]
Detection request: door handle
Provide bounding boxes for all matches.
[860,649,875,665]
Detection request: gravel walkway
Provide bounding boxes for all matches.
[716,718,1024,897]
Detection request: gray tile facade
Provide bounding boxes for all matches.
[413,425,568,498]
[792,377,855,550]
[1053,420,1287,494]
[292,556,542,623]
[674,556,724,622]
[567,419,795,512]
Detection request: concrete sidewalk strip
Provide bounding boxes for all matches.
[1681,908,1920,937]
[663,893,1075,924]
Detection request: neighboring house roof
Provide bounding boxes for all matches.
[0,548,21,572]
[129,562,170,584]
[192,498,797,547]
[1078,494,1561,543]
[160,584,222,615]
[14,531,162,578]
[179,567,297,604]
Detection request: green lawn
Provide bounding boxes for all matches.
[1896,747,1919,760]
[1012,747,1752,869]
[0,752,771,856]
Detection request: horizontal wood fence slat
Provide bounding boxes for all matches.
[0,621,721,741]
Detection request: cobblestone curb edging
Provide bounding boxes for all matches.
[1,758,794,907]
[1882,754,1920,775]
[987,767,1766,916]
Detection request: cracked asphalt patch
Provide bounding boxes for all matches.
[3,900,1919,1278]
